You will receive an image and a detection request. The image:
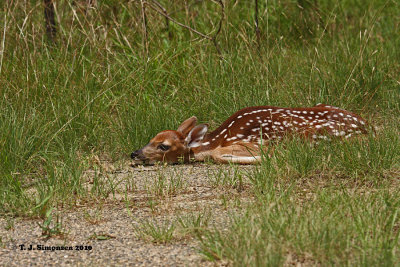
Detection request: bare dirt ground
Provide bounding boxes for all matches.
[0,162,253,266]
[2,160,398,266]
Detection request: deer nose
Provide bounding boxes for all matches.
[131,150,140,159]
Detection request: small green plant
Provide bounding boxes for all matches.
[146,199,159,214]
[146,169,186,198]
[83,208,104,225]
[88,232,116,241]
[90,167,108,198]
[37,208,65,239]
[4,217,14,231]
[133,219,176,244]
[176,211,211,238]
[207,166,245,190]
[0,236,5,248]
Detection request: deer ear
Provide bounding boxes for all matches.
[177,116,197,137]
[186,124,208,148]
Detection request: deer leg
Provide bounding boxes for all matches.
[210,143,264,164]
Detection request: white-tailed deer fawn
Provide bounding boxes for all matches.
[131,104,368,165]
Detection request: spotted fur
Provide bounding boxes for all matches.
[131,104,369,165]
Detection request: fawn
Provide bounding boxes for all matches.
[131,104,368,165]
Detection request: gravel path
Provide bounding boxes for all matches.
[0,163,251,266]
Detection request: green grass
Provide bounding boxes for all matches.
[133,219,176,244]
[199,185,400,265]
[133,211,211,244]
[197,128,400,265]
[145,168,187,198]
[1,0,399,264]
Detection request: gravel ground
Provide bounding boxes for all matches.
[2,161,397,266]
[0,163,251,266]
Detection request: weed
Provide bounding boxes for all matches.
[37,208,65,239]
[146,168,186,198]
[88,233,116,241]
[207,166,245,191]
[4,217,14,231]
[176,211,211,238]
[133,219,176,244]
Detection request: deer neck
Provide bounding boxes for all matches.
[189,134,220,161]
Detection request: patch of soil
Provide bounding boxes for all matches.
[0,162,248,266]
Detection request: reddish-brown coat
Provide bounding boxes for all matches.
[131,104,369,165]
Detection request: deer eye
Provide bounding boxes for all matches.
[157,144,170,151]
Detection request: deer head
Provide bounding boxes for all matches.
[131,116,208,165]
